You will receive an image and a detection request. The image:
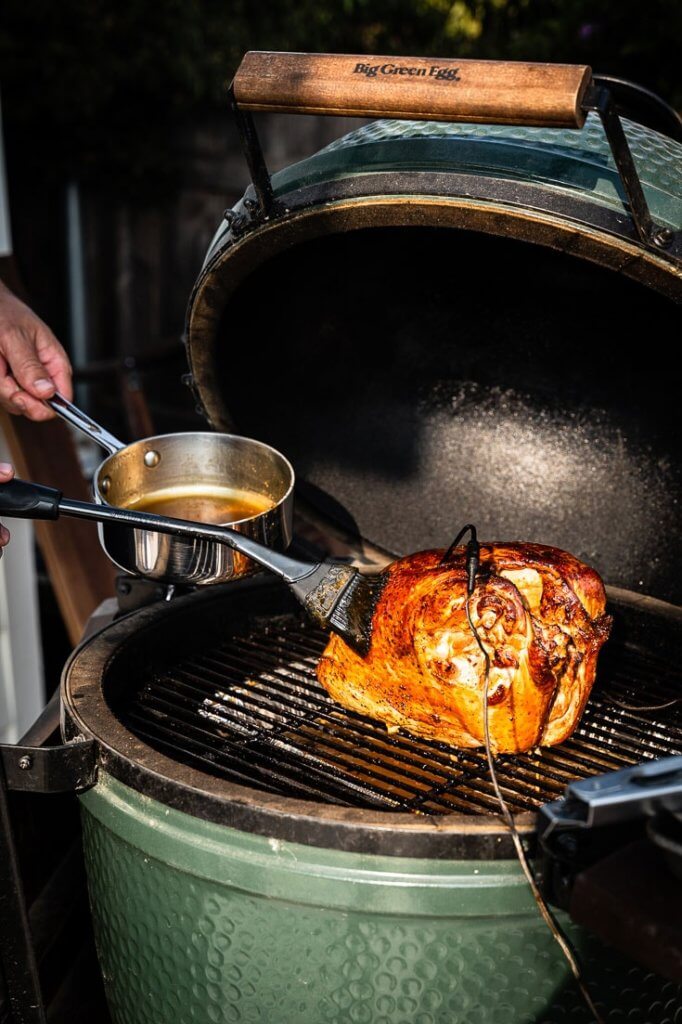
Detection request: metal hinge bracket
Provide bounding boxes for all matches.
[583,83,675,251]
[228,84,289,224]
[0,738,97,794]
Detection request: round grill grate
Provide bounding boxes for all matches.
[116,608,682,815]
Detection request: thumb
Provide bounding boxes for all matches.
[6,334,56,400]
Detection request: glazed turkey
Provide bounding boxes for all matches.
[317,543,612,753]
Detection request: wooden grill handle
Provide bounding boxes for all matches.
[232,51,593,129]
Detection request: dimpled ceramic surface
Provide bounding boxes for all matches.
[205,113,682,270]
[273,114,682,227]
[80,775,682,1024]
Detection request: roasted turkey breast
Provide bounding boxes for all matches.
[317,543,612,753]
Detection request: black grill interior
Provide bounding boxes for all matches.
[217,228,681,603]
[115,592,682,815]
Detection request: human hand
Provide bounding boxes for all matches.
[0,282,73,421]
[0,461,13,555]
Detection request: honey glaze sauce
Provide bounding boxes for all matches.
[127,486,274,525]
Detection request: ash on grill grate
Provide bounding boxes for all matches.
[119,614,682,815]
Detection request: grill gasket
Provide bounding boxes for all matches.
[117,609,681,817]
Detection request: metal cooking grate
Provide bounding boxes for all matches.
[119,614,682,815]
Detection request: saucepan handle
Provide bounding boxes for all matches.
[232,51,593,129]
[0,479,62,520]
[47,392,126,456]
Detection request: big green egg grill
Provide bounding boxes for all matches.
[59,52,682,1024]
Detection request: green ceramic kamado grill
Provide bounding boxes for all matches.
[27,52,682,1023]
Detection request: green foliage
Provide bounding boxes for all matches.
[1,0,680,194]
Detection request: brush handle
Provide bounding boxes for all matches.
[0,478,317,585]
[0,479,62,520]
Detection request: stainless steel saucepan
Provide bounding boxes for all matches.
[46,393,294,585]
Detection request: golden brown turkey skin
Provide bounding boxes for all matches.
[317,544,612,753]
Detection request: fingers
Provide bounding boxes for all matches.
[4,325,58,402]
[0,354,26,415]
[5,326,54,395]
[0,460,12,552]
[0,286,74,418]
[36,330,73,402]
[0,355,56,421]
[0,460,10,552]
[0,462,13,550]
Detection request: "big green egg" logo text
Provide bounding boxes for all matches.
[353,62,461,82]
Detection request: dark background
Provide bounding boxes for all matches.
[1,0,680,425]
[3,1,681,195]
